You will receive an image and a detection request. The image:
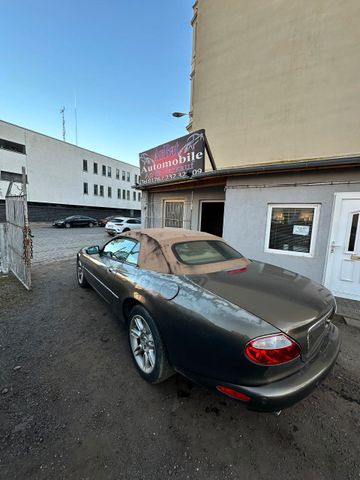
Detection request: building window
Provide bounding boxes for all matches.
[135,174,138,184]
[163,201,184,228]
[122,189,126,199]
[264,204,320,257]
[83,182,88,194]
[108,186,112,198]
[127,171,130,182]
[102,165,106,176]
[108,166,111,177]
[117,188,121,199]
[94,184,98,196]
[0,138,26,155]
[100,185,104,197]
[133,191,136,201]
[138,192,141,202]
[93,162,98,174]
[83,159,88,172]
[122,170,126,181]
[126,190,130,200]
[116,168,120,180]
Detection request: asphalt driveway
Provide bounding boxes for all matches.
[0,258,359,480]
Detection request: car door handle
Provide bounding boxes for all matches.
[108,268,113,273]
[350,255,360,260]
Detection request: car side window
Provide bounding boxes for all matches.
[103,238,139,264]
[126,242,140,265]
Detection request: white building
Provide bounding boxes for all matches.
[0,120,141,221]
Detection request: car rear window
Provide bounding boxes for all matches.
[173,240,243,265]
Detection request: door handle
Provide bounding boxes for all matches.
[350,255,360,260]
[108,268,113,273]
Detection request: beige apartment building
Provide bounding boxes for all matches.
[141,1,360,301]
[188,0,360,168]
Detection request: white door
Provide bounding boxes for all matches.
[324,192,360,300]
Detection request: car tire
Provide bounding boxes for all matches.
[65,222,71,228]
[128,305,174,384]
[77,260,89,288]
[89,222,94,228]
[123,228,130,232]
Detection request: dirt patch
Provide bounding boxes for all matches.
[0,260,359,480]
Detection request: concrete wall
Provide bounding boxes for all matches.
[223,169,360,282]
[190,1,360,168]
[0,120,141,211]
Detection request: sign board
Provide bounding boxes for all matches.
[139,129,205,186]
[293,225,310,236]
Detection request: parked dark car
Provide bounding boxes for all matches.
[53,215,97,228]
[76,228,340,412]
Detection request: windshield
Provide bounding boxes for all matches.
[173,240,243,265]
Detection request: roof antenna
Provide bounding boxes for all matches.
[60,106,66,141]
[74,94,78,145]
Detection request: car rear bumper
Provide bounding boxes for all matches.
[181,324,340,412]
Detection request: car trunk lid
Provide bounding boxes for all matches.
[186,260,335,359]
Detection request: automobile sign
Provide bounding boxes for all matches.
[139,129,205,185]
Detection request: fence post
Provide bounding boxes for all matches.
[0,223,9,275]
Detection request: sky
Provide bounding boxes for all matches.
[0,0,194,166]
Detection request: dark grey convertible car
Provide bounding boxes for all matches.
[77,228,340,412]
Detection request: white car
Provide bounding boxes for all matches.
[105,217,142,236]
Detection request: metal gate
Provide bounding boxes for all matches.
[5,178,32,290]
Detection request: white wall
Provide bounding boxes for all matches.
[0,120,141,210]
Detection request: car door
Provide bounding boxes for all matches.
[109,240,141,311]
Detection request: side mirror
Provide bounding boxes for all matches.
[86,245,100,255]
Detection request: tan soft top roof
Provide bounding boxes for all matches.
[122,228,249,275]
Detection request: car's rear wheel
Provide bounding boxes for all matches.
[77,260,89,288]
[89,222,94,228]
[65,222,71,228]
[128,305,174,384]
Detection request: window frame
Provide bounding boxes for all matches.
[264,203,321,258]
[163,200,185,228]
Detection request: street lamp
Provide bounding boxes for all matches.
[172,112,188,118]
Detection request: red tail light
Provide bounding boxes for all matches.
[245,333,300,365]
[216,385,251,402]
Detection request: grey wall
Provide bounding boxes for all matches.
[223,169,360,282]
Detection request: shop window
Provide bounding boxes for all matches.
[265,204,320,257]
[163,201,184,228]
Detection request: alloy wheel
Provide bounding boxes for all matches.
[129,315,156,373]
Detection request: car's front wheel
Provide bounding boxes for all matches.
[65,222,71,228]
[77,260,89,288]
[89,222,94,228]
[128,305,174,384]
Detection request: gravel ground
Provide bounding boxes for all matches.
[0,227,359,479]
[30,224,110,264]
